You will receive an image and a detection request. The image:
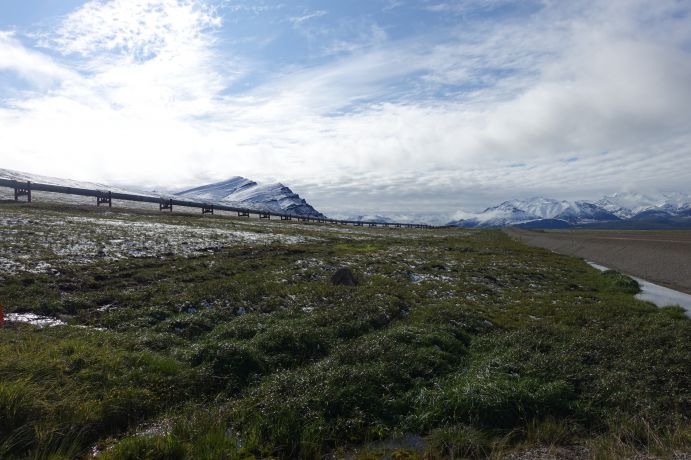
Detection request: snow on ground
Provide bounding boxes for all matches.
[5,313,66,328]
[0,209,313,276]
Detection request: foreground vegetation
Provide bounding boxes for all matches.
[0,202,689,459]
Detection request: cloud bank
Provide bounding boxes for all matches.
[0,0,690,216]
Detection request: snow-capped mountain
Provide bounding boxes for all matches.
[449,198,621,227]
[0,168,324,217]
[176,177,324,217]
[503,197,572,219]
[450,193,691,228]
[498,197,620,223]
[448,203,541,228]
[553,201,621,224]
[596,192,691,219]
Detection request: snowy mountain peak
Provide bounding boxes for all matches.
[596,192,691,218]
[502,197,572,219]
[176,177,257,200]
[449,204,540,228]
[176,177,324,217]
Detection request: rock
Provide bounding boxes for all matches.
[408,273,424,283]
[331,267,358,286]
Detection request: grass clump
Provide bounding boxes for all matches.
[426,425,492,458]
[102,434,187,460]
[412,369,574,429]
[601,270,641,294]
[190,342,264,392]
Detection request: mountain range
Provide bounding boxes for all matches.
[449,193,691,228]
[0,169,324,218]
[2,168,690,227]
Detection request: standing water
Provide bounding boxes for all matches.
[587,261,691,316]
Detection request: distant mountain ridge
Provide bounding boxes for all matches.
[595,192,691,219]
[449,193,691,228]
[176,177,324,217]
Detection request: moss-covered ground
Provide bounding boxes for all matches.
[0,201,688,459]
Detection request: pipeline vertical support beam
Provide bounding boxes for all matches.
[202,204,214,215]
[97,191,112,207]
[14,181,31,203]
[160,198,173,212]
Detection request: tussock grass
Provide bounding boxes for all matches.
[0,203,688,458]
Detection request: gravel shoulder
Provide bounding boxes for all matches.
[506,228,691,294]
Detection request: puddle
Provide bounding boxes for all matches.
[5,312,66,327]
[587,261,691,316]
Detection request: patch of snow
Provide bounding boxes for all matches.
[0,210,314,275]
[6,313,66,328]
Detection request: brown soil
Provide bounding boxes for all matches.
[505,228,691,295]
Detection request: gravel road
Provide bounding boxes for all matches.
[506,228,691,295]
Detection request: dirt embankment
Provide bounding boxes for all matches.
[506,228,691,295]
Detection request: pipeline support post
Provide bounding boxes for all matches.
[259,213,270,219]
[160,198,173,212]
[237,211,249,217]
[96,191,112,207]
[202,204,214,215]
[14,181,32,203]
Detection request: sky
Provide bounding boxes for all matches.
[1,0,690,218]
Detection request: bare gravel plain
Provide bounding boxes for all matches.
[506,228,691,294]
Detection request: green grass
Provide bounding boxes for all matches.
[0,202,689,459]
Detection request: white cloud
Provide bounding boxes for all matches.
[289,10,327,27]
[0,0,690,218]
[47,0,221,58]
[0,31,78,86]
